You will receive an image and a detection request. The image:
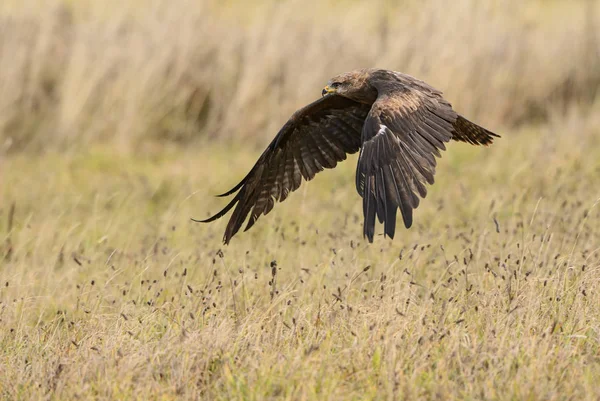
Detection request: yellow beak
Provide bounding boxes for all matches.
[322,85,336,96]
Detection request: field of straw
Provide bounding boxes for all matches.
[2,0,600,400]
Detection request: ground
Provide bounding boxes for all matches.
[2,123,600,400]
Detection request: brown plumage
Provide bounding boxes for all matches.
[196,68,499,244]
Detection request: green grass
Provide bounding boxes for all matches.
[2,122,600,399]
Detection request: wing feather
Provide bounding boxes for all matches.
[356,71,458,242]
[198,95,370,244]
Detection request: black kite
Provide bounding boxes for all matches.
[196,69,499,244]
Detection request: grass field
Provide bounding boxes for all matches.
[2,0,600,400]
[3,123,600,399]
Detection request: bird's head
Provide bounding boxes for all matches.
[322,69,377,104]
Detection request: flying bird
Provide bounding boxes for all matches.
[196,69,499,244]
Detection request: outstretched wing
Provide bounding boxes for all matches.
[356,71,458,242]
[196,94,371,244]
[451,115,499,146]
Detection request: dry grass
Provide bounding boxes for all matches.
[2,0,600,400]
[0,0,599,152]
[2,117,600,399]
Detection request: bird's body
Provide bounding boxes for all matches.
[197,69,499,244]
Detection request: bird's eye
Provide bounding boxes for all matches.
[330,82,341,88]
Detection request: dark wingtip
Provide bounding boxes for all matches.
[214,180,245,198]
[384,221,396,240]
[401,208,413,229]
[191,193,241,225]
[216,190,236,198]
[191,216,214,223]
[483,132,501,147]
[453,116,501,146]
[215,164,259,197]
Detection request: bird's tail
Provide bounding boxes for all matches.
[451,115,500,146]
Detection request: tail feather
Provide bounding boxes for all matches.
[452,116,500,146]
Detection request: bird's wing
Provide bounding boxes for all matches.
[356,71,458,242]
[451,115,500,146]
[197,94,371,244]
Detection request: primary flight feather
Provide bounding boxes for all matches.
[195,68,499,244]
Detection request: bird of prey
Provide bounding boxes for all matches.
[196,68,499,244]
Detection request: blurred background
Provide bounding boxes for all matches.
[0,0,599,153]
